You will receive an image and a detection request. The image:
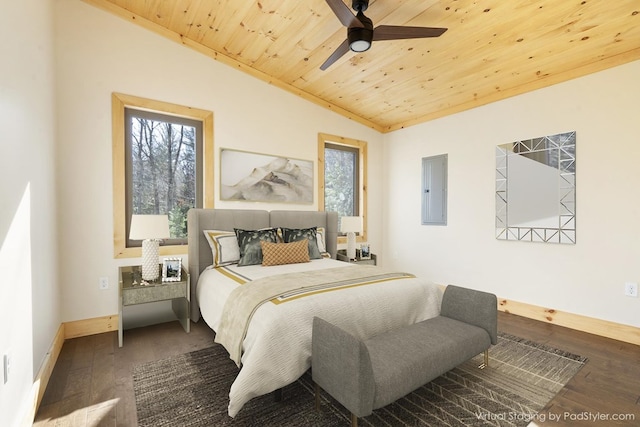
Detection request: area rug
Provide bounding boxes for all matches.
[133,332,587,427]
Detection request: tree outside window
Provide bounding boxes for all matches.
[126,109,201,244]
[324,142,359,219]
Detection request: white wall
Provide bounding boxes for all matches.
[0,1,60,425]
[0,1,632,423]
[54,1,639,330]
[54,0,383,322]
[383,60,640,328]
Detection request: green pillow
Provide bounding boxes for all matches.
[281,227,321,260]
[234,228,278,266]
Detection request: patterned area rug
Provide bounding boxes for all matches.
[133,333,586,426]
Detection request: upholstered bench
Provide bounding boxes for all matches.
[312,285,498,427]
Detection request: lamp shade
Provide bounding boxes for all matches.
[341,216,362,261]
[129,215,170,240]
[340,216,362,234]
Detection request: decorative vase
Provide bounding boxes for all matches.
[141,239,160,281]
[346,231,356,260]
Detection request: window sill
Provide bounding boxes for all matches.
[114,244,188,259]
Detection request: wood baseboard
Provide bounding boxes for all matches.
[29,316,118,422]
[498,298,640,346]
[436,284,639,345]
[53,300,640,347]
[25,323,65,426]
[64,315,118,339]
[64,305,634,346]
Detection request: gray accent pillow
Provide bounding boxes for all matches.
[234,228,278,266]
[281,227,322,259]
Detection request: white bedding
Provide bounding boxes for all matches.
[196,258,442,417]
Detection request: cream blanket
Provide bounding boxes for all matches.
[215,265,415,366]
[196,260,442,417]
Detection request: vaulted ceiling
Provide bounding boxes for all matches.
[84,0,640,133]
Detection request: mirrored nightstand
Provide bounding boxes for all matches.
[336,249,377,265]
[118,264,190,347]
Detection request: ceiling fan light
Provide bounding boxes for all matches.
[350,39,371,52]
[348,22,373,52]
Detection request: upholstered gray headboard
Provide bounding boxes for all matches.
[186,209,338,322]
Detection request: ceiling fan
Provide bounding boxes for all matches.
[320,0,448,70]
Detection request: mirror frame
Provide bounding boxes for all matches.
[496,131,576,244]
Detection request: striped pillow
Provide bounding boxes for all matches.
[203,230,240,267]
[260,240,310,266]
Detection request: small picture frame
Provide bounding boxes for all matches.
[360,243,371,260]
[162,258,182,282]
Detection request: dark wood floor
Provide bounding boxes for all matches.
[33,312,640,426]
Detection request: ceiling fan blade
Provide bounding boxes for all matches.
[320,39,350,70]
[373,25,447,41]
[325,0,364,28]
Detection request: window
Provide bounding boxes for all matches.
[318,133,367,242]
[113,93,214,258]
[125,109,201,246]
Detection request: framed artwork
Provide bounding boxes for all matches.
[360,243,371,259]
[162,258,182,282]
[220,148,313,203]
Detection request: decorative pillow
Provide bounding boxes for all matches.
[316,227,329,257]
[260,240,310,266]
[235,228,279,266]
[203,230,240,267]
[281,227,322,259]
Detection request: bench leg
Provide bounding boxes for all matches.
[478,349,489,369]
[351,412,358,427]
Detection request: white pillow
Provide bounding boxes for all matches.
[203,230,240,267]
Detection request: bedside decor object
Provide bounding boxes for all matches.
[162,258,182,282]
[360,243,371,259]
[340,216,362,260]
[129,214,170,281]
[336,249,377,265]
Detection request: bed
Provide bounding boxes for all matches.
[187,208,442,417]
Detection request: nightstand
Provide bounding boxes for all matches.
[336,249,377,266]
[118,264,190,347]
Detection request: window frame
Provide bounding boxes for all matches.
[317,133,368,244]
[112,93,214,258]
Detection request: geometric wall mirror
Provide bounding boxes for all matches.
[496,131,576,244]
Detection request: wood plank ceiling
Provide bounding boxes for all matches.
[85,0,640,133]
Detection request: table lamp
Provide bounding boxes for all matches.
[129,214,170,281]
[340,216,362,260]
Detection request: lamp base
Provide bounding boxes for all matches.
[346,231,356,260]
[141,239,160,281]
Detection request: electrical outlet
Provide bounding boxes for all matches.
[3,352,10,384]
[624,282,638,298]
[99,277,109,290]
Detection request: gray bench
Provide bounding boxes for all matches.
[312,285,498,427]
